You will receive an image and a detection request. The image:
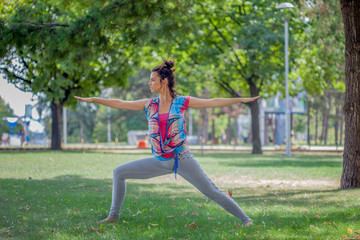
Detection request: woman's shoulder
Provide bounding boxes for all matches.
[145,97,159,108]
[174,95,190,103]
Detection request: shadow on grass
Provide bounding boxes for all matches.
[1,175,358,240]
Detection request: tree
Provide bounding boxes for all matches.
[340,0,360,189]
[297,1,345,147]
[0,96,14,134]
[155,0,304,154]
[0,0,190,150]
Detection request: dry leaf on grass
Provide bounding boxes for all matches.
[314,215,320,219]
[188,222,198,228]
[227,190,233,197]
[208,217,215,220]
[91,225,100,235]
[182,212,187,216]
[276,219,280,226]
[167,216,174,218]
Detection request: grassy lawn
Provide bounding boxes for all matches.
[0,151,359,239]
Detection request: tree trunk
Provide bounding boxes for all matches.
[324,94,331,146]
[80,121,84,142]
[197,111,202,145]
[315,109,318,145]
[202,108,209,145]
[264,114,269,145]
[335,104,340,146]
[210,109,215,145]
[320,105,326,144]
[340,113,344,145]
[307,102,311,145]
[340,0,360,189]
[211,117,215,145]
[249,100,262,154]
[226,115,231,144]
[234,115,238,147]
[248,82,262,153]
[50,101,63,150]
[271,115,276,145]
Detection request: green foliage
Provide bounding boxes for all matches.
[0,96,14,134]
[296,0,345,96]
[0,0,192,148]
[149,0,304,99]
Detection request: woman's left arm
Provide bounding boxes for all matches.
[188,96,260,109]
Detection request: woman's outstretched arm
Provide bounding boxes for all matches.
[188,96,260,109]
[74,96,147,111]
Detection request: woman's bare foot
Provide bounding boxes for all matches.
[100,217,118,223]
[244,221,253,227]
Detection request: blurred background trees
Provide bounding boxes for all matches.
[0,0,347,151]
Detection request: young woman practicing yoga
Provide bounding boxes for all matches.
[75,60,260,227]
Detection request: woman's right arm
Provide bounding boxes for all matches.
[74,96,147,111]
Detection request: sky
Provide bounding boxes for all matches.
[0,75,39,118]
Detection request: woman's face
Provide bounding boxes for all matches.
[148,72,166,93]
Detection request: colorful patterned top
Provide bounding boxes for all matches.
[144,95,190,160]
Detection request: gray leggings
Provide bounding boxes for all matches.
[108,151,251,224]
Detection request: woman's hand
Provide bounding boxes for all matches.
[242,96,261,103]
[74,96,94,102]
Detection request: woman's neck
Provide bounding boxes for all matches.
[159,92,173,104]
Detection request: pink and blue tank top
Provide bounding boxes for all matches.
[144,96,190,177]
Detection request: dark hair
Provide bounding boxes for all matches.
[152,60,178,98]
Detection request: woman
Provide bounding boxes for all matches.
[75,60,260,227]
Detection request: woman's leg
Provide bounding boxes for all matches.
[177,151,252,224]
[108,156,174,219]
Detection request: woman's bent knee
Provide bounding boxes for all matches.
[113,166,124,178]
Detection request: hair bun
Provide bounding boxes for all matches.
[163,60,175,69]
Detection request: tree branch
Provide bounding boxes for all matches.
[1,67,32,85]
[217,78,240,97]
[258,75,264,91]
[219,7,242,27]
[28,22,70,28]
[19,55,38,81]
[199,3,247,78]
[241,2,247,16]
[211,40,247,78]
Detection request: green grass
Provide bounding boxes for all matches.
[0,151,359,239]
